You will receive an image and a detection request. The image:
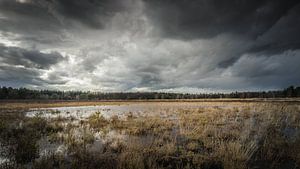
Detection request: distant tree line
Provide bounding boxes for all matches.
[0,86,299,100]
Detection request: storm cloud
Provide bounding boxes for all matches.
[144,0,299,39]
[0,44,64,69]
[0,0,299,92]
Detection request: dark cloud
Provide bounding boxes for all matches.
[141,0,300,72]
[0,64,68,88]
[0,0,132,29]
[0,2,61,31]
[215,3,300,68]
[143,0,299,39]
[247,4,300,55]
[0,43,67,88]
[224,50,300,90]
[0,65,43,87]
[0,0,299,92]
[0,44,65,69]
[53,0,131,29]
[0,0,134,49]
[0,1,65,48]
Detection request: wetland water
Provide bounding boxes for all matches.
[26,102,237,119]
[24,102,244,157]
[1,101,299,168]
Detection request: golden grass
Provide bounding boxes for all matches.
[0,101,299,169]
[0,101,128,110]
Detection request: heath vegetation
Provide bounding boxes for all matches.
[0,101,299,169]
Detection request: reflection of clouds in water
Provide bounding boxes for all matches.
[25,102,246,158]
[38,137,67,157]
[26,102,239,120]
[0,157,9,165]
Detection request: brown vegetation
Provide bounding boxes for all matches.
[0,101,299,169]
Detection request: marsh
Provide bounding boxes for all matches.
[0,100,299,169]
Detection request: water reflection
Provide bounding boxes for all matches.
[24,102,242,160]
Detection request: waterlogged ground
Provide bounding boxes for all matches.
[0,101,300,169]
[26,103,236,157]
[26,102,236,118]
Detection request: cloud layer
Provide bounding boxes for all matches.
[0,0,299,92]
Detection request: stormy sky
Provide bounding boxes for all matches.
[0,0,300,92]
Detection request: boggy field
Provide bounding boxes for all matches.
[0,100,300,169]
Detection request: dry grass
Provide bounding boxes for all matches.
[0,101,126,110]
[0,100,299,169]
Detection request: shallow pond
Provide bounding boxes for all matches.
[24,102,239,157]
[25,102,237,120]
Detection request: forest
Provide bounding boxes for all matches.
[0,86,299,100]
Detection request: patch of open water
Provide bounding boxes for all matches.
[26,103,237,120]
[23,103,243,159]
